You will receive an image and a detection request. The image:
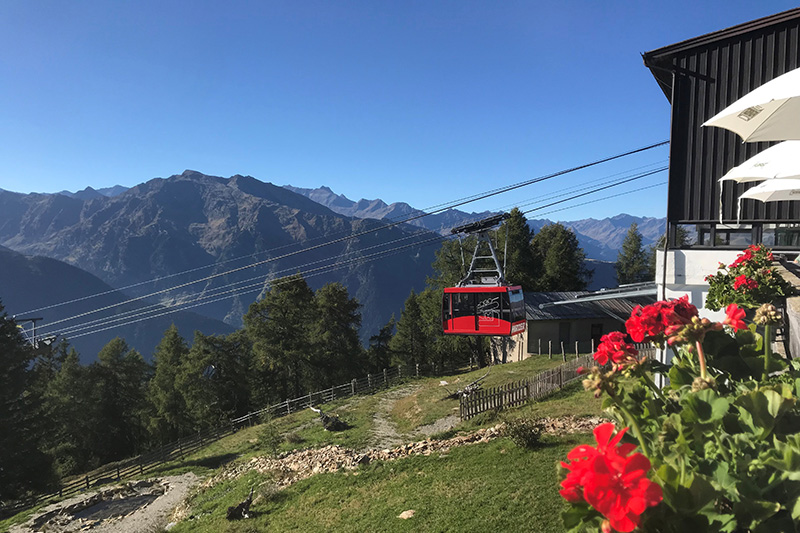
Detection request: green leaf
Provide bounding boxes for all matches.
[733,499,780,522]
[669,364,695,388]
[681,389,730,424]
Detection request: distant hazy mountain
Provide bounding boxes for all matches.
[284,185,496,235]
[529,215,665,262]
[0,245,233,363]
[58,185,129,199]
[0,172,435,353]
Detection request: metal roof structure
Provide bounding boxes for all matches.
[642,8,800,232]
[524,289,656,323]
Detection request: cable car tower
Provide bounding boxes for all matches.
[442,213,526,336]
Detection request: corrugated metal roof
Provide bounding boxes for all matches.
[524,292,655,321]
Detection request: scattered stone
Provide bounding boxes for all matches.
[398,509,415,519]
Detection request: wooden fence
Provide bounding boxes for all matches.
[1,363,422,518]
[460,347,656,420]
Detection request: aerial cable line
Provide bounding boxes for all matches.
[40,173,670,340]
[36,170,670,340]
[22,140,670,334]
[521,167,668,216]
[49,232,440,337]
[64,234,453,339]
[534,182,667,218]
[494,160,668,213]
[408,141,669,214]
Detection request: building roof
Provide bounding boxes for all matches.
[643,8,800,101]
[524,291,655,322]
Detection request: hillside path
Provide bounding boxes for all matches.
[368,384,421,450]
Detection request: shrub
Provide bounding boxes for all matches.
[503,417,545,449]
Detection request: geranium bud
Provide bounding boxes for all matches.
[692,376,716,391]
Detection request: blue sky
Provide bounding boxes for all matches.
[1,1,796,220]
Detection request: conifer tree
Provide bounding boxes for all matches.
[616,223,650,284]
[531,223,592,290]
[90,338,152,462]
[0,303,57,499]
[310,282,364,385]
[244,273,315,401]
[148,324,191,443]
[496,207,538,289]
[389,290,430,370]
[179,331,251,428]
[368,316,395,371]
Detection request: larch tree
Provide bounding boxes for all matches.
[0,302,57,499]
[243,273,316,402]
[179,331,252,429]
[148,324,192,443]
[616,223,651,285]
[495,207,539,289]
[389,290,430,370]
[531,223,592,291]
[367,316,395,372]
[310,282,364,386]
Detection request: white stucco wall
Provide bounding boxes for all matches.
[655,249,742,322]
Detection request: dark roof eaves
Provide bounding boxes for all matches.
[642,7,800,64]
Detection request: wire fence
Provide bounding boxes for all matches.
[1,363,426,518]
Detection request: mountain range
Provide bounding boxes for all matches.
[286,185,666,261]
[0,172,436,361]
[0,174,666,362]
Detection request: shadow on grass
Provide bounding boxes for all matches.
[184,453,240,469]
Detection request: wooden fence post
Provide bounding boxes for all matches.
[548,340,552,359]
[383,368,388,384]
[367,373,372,388]
[416,363,419,377]
[351,379,356,396]
[398,365,402,378]
[538,338,541,356]
[85,475,90,489]
[575,341,579,358]
[286,399,291,415]
[561,342,566,362]
[591,338,595,353]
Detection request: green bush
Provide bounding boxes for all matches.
[503,417,545,449]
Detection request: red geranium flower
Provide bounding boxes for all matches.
[723,303,747,331]
[560,423,662,532]
[733,275,758,291]
[625,296,698,343]
[594,332,639,367]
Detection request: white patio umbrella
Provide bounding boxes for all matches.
[703,66,800,142]
[717,140,800,222]
[736,177,800,221]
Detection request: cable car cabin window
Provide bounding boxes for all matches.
[442,286,525,336]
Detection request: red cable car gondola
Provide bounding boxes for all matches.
[441,214,526,337]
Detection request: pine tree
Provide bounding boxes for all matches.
[179,331,251,428]
[0,303,57,499]
[90,338,152,462]
[368,316,395,371]
[148,324,191,443]
[244,273,315,401]
[310,282,364,386]
[389,290,430,370]
[496,207,539,289]
[616,223,650,284]
[531,223,592,291]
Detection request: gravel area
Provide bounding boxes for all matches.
[10,473,199,533]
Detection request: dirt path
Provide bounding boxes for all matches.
[368,384,420,450]
[10,473,199,533]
